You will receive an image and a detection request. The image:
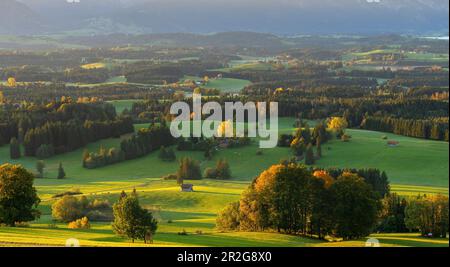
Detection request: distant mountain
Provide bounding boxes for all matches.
[9,0,450,35]
[0,0,45,34]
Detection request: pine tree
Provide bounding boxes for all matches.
[36,160,45,178]
[305,144,315,165]
[9,137,21,159]
[316,138,322,159]
[57,162,66,179]
[158,146,168,160]
[82,149,89,167]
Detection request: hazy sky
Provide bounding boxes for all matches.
[9,0,449,35]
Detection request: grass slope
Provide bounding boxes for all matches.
[0,117,448,247]
[182,75,251,93]
[0,178,448,247]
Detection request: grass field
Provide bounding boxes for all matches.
[203,78,252,93]
[107,99,142,114]
[105,75,127,83]
[0,177,447,247]
[0,116,448,247]
[0,177,448,247]
[181,75,251,93]
[81,62,107,70]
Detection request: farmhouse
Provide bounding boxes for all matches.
[181,184,194,192]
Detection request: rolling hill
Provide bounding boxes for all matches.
[0,0,45,35]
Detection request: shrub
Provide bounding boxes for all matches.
[52,195,112,222]
[68,217,90,229]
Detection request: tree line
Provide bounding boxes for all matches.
[361,116,449,141]
[217,163,448,240]
[82,124,175,169]
[217,163,383,240]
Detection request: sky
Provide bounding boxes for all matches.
[8,0,450,35]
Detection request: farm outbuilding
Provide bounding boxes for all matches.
[181,184,194,192]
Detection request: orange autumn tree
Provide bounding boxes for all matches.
[313,170,334,188]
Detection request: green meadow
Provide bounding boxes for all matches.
[0,116,448,247]
[181,75,252,93]
[203,78,252,93]
[107,99,142,114]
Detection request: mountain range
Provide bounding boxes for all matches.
[1,0,448,35]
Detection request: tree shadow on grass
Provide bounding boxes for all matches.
[152,232,311,247]
[375,237,449,247]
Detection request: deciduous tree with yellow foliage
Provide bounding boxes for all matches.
[327,117,348,136]
[7,77,17,87]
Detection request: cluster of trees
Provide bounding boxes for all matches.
[83,125,176,169]
[0,164,41,226]
[279,120,332,165]
[1,83,167,104]
[120,124,175,161]
[127,100,171,123]
[1,100,134,156]
[217,163,382,240]
[158,146,176,162]
[377,193,449,238]
[52,195,112,222]
[83,147,125,169]
[124,60,222,84]
[204,159,231,180]
[362,116,449,141]
[404,195,449,238]
[239,76,448,142]
[176,158,202,184]
[323,168,390,197]
[0,65,110,84]
[177,137,215,152]
[23,118,133,157]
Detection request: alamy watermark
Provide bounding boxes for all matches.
[170,93,279,148]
